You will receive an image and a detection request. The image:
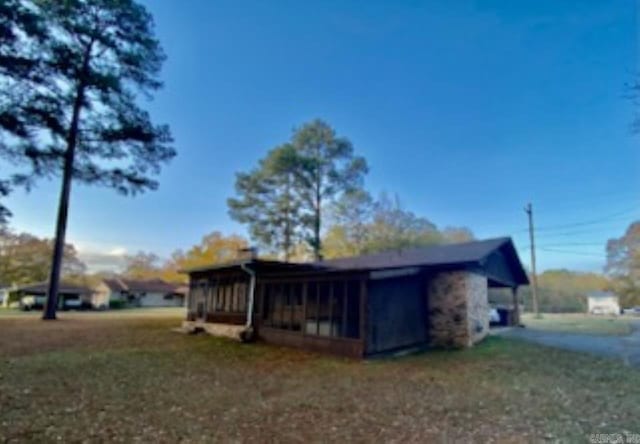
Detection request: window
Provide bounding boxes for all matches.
[271,284,284,328]
[290,283,303,331]
[237,283,247,312]
[264,279,360,339]
[261,282,304,331]
[207,280,216,312]
[345,280,361,339]
[215,280,225,311]
[262,284,272,325]
[331,281,345,336]
[224,283,233,311]
[317,282,331,336]
[189,277,249,314]
[305,282,318,334]
[281,283,291,329]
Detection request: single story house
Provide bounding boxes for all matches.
[93,278,186,309]
[1,282,93,310]
[586,291,620,315]
[182,237,529,358]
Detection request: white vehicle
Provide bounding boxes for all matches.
[489,308,501,324]
[20,295,46,311]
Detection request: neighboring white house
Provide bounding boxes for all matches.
[93,278,185,309]
[587,291,620,315]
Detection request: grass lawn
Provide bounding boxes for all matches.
[521,313,636,336]
[1,311,639,442]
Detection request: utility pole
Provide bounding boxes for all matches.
[524,203,540,318]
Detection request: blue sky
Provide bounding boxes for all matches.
[4,0,639,272]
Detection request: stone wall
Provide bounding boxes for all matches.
[182,320,246,341]
[465,273,490,344]
[427,271,489,348]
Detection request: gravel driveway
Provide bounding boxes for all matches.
[500,321,640,367]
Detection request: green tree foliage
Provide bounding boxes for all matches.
[291,119,368,259]
[122,251,162,281]
[229,119,367,260]
[0,228,86,285]
[0,182,10,225]
[508,269,610,313]
[121,232,249,284]
[1,0,175,318]
[322,190,374,258]
[363,193,442,254]
[606,221,640,307]
[0,0,47,221]
[161,231,248,283]
[12,0,176,191]
[441,227,475,243]
[322,192,475,259]
[228,145,301,260]
[490,268,610,313]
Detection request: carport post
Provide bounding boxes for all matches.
[511,287,520,326]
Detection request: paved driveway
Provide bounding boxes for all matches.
[500,321,640,367]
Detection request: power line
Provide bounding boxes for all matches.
[484,202,638,234]
[521,207,639,233]
[536,242,606,248]
[538,247,608,258]
[520,243,606,250]
[532,226,630,239]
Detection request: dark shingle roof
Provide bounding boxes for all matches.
[102,278,181,294]
[12,282,93,295]
[182,259,317,274]
[182,237,529,287]
[317,237,529,286]
[318,238,511,270]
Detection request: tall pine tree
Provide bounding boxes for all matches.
[0,0,48,223]
[291,119,368,260]
[228,144,301,260]
[1,0,175,319]
[229,120,368,260]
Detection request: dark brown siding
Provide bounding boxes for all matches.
[366,273,428,355]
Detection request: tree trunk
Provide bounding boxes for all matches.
[283,173,291,262]
[42,43,92,320]
[314,186,321,261]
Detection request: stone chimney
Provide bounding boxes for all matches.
[238,247,258,261]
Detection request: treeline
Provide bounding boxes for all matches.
[0,227,86,286]
[119,232,248,284]
[0,227,250,286]
[491,269,611,313]
[322,192,473,259]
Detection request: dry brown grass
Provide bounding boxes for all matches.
[1,310,639,442]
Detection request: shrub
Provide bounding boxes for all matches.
[109,299,126,309]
